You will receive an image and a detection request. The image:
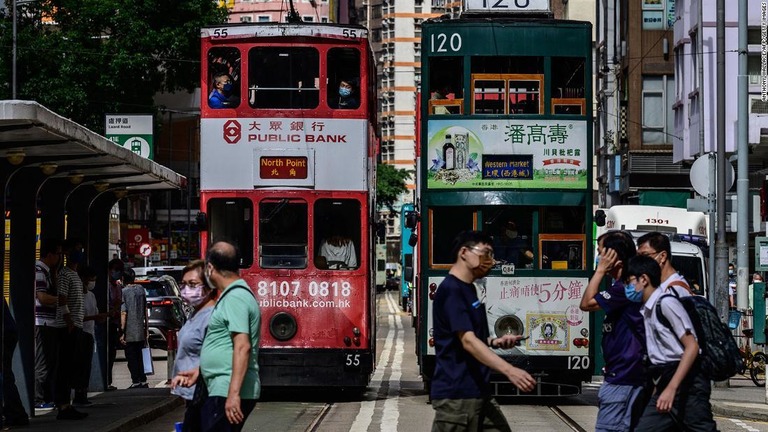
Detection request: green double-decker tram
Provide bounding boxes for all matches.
[415,14,594,396]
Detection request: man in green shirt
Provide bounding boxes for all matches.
[178,241,260,431]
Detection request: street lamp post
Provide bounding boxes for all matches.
[12,0,17,99]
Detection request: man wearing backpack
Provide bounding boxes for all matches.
[625,255,717,431]
[580,231,646,432]
[636,232,693,296]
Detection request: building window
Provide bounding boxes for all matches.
[258,15,271,22]
[240,15,253,22]
[642,75,675,145]
[303,15,314,21]
[321,16,329,22]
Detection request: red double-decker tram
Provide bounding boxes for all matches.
[199,23,378,388]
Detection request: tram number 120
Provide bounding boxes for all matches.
[568,356,590,370]
[430,33,462,53]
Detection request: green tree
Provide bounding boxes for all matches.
[0,0,228,131]
[376,163,410,211]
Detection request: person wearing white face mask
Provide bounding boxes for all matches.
[171,260,216,432]
[75,266,106,406]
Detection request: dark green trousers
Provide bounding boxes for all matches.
[431,397,511,432]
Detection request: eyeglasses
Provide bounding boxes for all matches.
[469,246,494,259]
[179,283,205,290]
[639,250,661,259]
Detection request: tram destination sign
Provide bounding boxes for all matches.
[464,0,550,13]
[259,156,308,180]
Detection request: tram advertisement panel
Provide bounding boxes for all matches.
[425,276,590,358]
[426,119,588,189]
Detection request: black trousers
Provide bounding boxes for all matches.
[635,362,717,432]
[200,396,257,432]
[76,332,94,392]
[53,327,81,407]
[34,325,58,403]
[108,321,119,386]
[124,341,146,384]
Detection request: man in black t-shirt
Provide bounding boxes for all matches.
[431,231,535,432]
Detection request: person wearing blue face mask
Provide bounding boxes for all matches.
[335,79,359,109]
[580,230,646,432]
[626,255,717,432]
[209,73,236,109]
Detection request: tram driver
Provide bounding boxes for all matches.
[494,220,534,268]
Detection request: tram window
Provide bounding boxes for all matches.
[328,48,361,109]
[471,56,543,75]
[428,57,463,115]
[248,47,320,109]
[481,207,535,270]
[207,198,253,268]
[430,207,475,267]
[259,199,308,269]
[551,57,586,115]
[207,47,241,109]
[313,199,361,270]
[539,206,586,270]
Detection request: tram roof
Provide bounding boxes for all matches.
[0,100,185,192]
[201,22,369,40]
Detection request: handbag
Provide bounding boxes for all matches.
[142,345,155,375]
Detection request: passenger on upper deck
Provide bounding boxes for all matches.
[208,73,236,109]
[332,79,359,109]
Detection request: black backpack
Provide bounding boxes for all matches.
[656,289,744,381]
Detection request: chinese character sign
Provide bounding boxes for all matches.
[426,119,588,189]
[105,114,154,160]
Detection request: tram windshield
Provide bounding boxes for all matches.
[314,199,361,270]
[259,199,308,268]
[207,198,253,267]
[207,47,241,109]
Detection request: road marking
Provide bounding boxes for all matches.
[350,293,396,431]
[380,291,403,432]
[729,418,761,432]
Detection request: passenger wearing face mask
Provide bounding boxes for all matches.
[430,231,535,432]
[495,220,534,269]
[209,73,236,109]
[625,255,717,432]
[334,79,359,109]
[75,266,106,406]
[580,230,646,432]
[727,263,737,309]
[636,232,693,298]
[171,260,217,432]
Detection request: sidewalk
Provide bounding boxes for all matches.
[16,387,183,432]
[711,376,768,422]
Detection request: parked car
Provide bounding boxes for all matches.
[132,265,186,284]
[386,276,399,292]
[135,275,187,350]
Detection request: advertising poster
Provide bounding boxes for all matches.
[426,119,588,190]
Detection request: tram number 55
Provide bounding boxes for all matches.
[345,354,361,367]
[568,356,590,370]
[430,33,462,53]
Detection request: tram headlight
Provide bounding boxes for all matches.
[494,315,524,338]
[269,312,298,341]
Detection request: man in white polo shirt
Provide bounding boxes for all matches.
[636,232,693,297]
[624,254,717,431]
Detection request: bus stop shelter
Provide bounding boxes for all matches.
[0,101,185,413]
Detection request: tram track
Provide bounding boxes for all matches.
[549,405,588,432]
[305,403,333,432]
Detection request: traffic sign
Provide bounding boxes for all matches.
[139,243,152,257]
